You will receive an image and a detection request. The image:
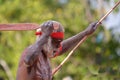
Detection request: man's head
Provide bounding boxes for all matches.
[36,20,64,57]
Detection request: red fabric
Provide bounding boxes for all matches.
[35,32,42,35]
[51,32,64,39]
[35,32,64,39]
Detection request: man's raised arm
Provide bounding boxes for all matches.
[60,22,97,54]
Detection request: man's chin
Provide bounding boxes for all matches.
[47,53,54,58]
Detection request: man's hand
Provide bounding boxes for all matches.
[85,22,98,35]
[41,20,54,36]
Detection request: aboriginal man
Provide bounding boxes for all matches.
[16,20,97,80]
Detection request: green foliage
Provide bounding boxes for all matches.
[0,0,120,80]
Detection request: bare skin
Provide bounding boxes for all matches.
[16,21,97,80]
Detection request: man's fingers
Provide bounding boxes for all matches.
[93,22,98,30]
[44,21,53,28]
[93,21,102,30]
[48,21,53,28]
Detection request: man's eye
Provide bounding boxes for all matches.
[52,38,63,43]
[57,40,61,42]
[56,40,63,43]
[58,40,62,41]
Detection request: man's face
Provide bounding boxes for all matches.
[43,37,63,58]
[42,21,64,57]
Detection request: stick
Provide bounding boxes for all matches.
[95,0,120,28]
[52,0,120,76]
[0,23,39,31]
[52,36,87,75]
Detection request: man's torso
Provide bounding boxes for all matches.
[16,49,52,80]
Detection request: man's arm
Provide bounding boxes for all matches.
[60,22,97,54]
[24,21,54,66]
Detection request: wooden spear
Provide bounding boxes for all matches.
[0,23,39,31]
[52,0,120,76]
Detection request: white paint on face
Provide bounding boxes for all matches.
[36,28,41,40]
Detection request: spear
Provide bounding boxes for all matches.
[52,0,120,76]
[0,23,39,31]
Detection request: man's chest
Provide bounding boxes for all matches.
[31,54,52,80]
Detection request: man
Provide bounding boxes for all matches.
[16,20,97,80]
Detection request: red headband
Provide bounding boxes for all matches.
[35,32,64,39]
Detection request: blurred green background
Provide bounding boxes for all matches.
[0,0,120,80]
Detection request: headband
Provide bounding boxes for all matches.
[35,32,64,39]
